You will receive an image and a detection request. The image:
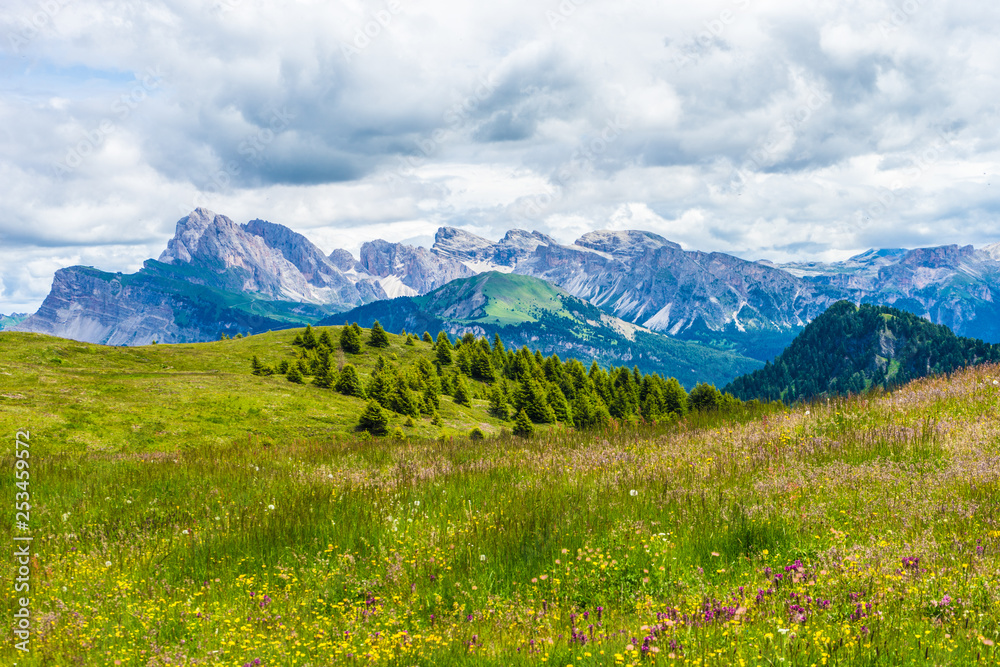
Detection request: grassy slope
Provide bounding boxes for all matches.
[330,273,763,388]
[0,328,504,454]
[2,353,1000,665]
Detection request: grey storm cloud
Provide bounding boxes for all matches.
[3,0,1000,312]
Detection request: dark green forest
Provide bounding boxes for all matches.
[250,323,754,435]
[724,301,1000,402]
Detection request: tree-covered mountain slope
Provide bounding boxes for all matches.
[320,272,763,388]
[724,300,1000,402]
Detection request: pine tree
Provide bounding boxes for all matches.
[366,366,396,408]
[251,355,266,376]
[314,364,337,389]
[301,325,317,349]
[286,364,304,384]
[390,377,421,417]
[357,400,390,435]
[513,409,534,438]
[488,383,509,419]
[471,348,495,382]
[318,330,333,349]
[547,384,573,425]
[335,364,366,398]
[340,325,362,354]
[369,321,390,348]
[435,331,453,366]
[422,331,433,343]
[688,383,722,412]
[453,374,472,406]
[277,360,290,374]
[516,379,556,423]
[405,334,415,346]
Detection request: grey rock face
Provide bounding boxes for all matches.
[358,239,475,296]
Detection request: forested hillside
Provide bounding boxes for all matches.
[251,322,752,435]
[725,300,1000,402]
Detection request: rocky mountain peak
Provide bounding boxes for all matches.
[432,227,496,262]
[328,248,359,272]
[574,230,680,257]
[158,208,238,264]
[499,229,555,252]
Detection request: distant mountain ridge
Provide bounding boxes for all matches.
[724,301,1000,402]
[322,272,763,388]
[13,208,1000,356]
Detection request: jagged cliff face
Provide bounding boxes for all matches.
[356,239,474,297]
[12,265,332,345]
[778,244,1000,343]
[428,227,838,340]
[155,209,386,306]
[14,208,1000,350]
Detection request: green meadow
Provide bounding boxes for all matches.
[2,329,1000,666]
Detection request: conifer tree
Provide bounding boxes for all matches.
[455,344,472,376]
[516,379,556,423]
[547,384,573,425]
[277,360,290,374]
[286,364,305,384]
[335,363,366,398]
[314,364,337,389]
[251,355,266,376]
[688,383,722,412]
[453,374,472,406]
[513,409,534,438]
[422,331,433,343]
[318,330,333,349]
[366,364,396,408]
[369,321,390,348]
[405,334,415,346]
[436,332,453,366]
[471,348,495,382]
[390,377,421,417]
[301,324,317,349]
[358,400,390,435]
[488,382,509,419]
[422,380,441,414]
[340,324,362,354]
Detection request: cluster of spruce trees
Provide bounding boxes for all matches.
[725,301,1000,402]
[250,322,741,436]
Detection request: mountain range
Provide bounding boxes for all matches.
[13,208,1000,381]
[322,271,762,388]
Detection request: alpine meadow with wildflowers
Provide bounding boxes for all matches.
[1,326,1000,666]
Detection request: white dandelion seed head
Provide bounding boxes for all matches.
[105,561,112,567]
[629,489,638,497]
[268,504,275,511]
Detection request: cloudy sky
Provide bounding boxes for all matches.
[2,0,1000,312]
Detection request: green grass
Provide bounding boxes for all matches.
[1,333,1000,665]
[0,329,503,454]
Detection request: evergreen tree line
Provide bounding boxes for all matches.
[725,301,1000,402]
[250,322,747,435]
